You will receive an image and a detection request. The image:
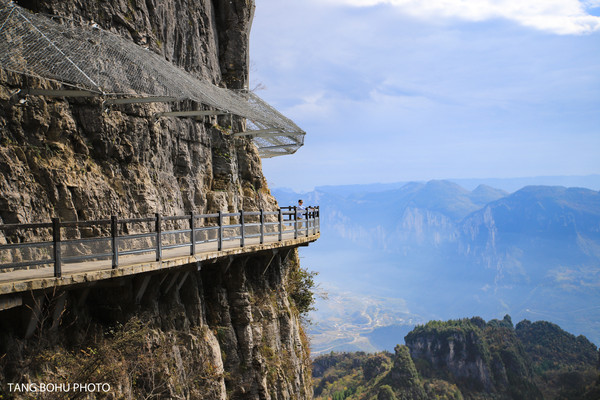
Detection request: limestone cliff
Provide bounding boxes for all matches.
[405,316,543,399]
[312,316,599,399]
[1,0,273,225]
[0,0,313,398]
[1,250,313,399]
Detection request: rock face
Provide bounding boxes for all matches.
[0,0,313,398]
[0,251,313,399]
[405,316,543,399]
[1,0,274,226]
[405,321,495,392]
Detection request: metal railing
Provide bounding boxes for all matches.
[0,206,319,278]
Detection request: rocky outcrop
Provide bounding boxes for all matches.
[405,316,543,400]
[405,320,495,392]
[312,316,598,400]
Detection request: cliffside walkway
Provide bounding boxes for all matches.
[0,207,320,304]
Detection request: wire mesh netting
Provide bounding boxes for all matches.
[0,0,304,157]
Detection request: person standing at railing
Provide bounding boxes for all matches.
[297,199,306,230]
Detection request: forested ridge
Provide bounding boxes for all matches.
[313,316,599,400]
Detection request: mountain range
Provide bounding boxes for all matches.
[272,179,600,352]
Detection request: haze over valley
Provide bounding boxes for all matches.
[273,175,600,354]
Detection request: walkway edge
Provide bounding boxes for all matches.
[0,234,319,296]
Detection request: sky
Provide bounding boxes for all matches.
[249,0,600,192]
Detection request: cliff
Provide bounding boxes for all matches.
[312,316,599,400]
[0,0,314,398]
[405,316,543,399]
[1,0,274,225]
[1,251,313,399]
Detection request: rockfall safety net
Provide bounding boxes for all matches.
[0,0,304,158]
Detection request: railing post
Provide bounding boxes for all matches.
[313,208,317,235]
[278,208,283,242]
[111,215,119,268]
[260,209,264,244]
[305,208,309,237]
[52,217,61,278]
[293,206,298,239]
[240,210,245,248]
[155,213,162,262]
[218,211,223,251]
[190,212,196,256]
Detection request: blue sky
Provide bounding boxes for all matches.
[250,0,600,191]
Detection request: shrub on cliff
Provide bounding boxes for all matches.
[287,255,319,318]
[377,385,397,400]
[378,345,426,400]
[363,353,392,381]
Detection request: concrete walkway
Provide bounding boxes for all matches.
[0,229,319,296]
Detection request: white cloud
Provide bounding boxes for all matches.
[285,91,333,121]
[583,0,600,7]
[320,0,600,34]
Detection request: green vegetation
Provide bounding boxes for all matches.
[313,316,599,400]
[377,385,396,400]
[286,257,318,318]
[516,320,599,399]
[312,347,428,400]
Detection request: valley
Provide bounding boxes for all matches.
[274,178,600,352]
